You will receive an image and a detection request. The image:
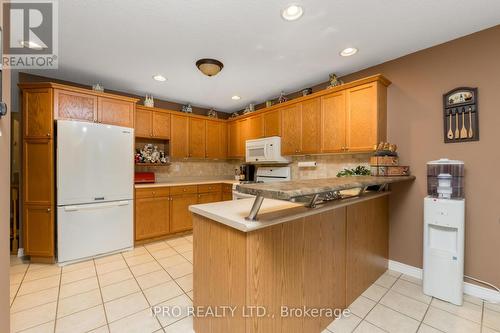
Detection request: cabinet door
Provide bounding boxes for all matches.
[152,112,171,139]
[170,114,189,158]
[23,140,54,205]
[228,121,241,158]
[97,97,134,127]
[206,121,223,159]
[135,196,170,241]
[248,115,263,140]
[321,91,346,153]
[263,109,281,137]
[24,205,54,257]
[23,88,53,139]
[222,192,233,201]
[189,118,207,158]
[281,104,302,155]
[239,118,250,155]
[170,193,198,233]
[346,83,378,152]
[301,98,321,154]
[54,89,97,122]
[135,108,152,137]
[220,122,228,159]
[197,191,222,204]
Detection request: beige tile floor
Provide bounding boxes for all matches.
[10,234,194,333]
[9,233,500,333]
[324,270,500,333]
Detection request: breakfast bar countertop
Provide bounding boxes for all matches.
[235,175,415,200]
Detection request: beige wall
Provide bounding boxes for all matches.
[1,8,12,333]
[340,25,500,287]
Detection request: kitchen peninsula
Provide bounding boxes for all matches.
[189,175,414,333]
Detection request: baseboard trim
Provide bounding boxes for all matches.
[388,260,500,303]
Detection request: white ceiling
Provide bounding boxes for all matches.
[28,0,500,112]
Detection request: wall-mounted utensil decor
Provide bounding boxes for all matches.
[443,87,479,143]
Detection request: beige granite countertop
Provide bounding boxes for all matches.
[236,175,415,200]
[135,178,238,188]
[189,192,391,232]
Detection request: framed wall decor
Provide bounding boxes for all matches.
[443,87,479,143]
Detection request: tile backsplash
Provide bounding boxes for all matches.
[137,154,370,182]
[136,159,240,182]
[289,154,371,180]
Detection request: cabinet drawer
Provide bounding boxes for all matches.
[170,185,198,195]
[135,187,170,199]
[198,183,222,193]
[222,183,233,193]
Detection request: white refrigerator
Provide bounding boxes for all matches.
[57,120,134,264]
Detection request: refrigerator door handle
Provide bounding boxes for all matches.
[64,201,130,212]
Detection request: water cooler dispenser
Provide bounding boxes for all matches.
[423,158,465,305]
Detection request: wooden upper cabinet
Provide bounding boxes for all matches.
[23,88,53,139]
[346,82,382,152]
[152,112,171,139]
[170,114,189,158]
[321,91,346,153]
[300,98,321,154]
[220,122,228,159]
[248,115,263,140]
[206,120,226,159]
[189,118,206,158]
[228,121,241,158]
[97,97,134,128]
[53,89,97,122]
[135,108,153,137]
[281,103,302,155]
[263,109,281,137]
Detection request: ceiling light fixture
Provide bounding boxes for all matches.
[340,47,358,57]
[281,4,304,21]
[231,95,241,101]
[152,74,167,82]
[196,58,224,77]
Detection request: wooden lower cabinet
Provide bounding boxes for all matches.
[222,183,233,201]
[169,193,198,233]
[346,195,389,305]
[23,205,54,258]
[135,196,170,241]
[197,191,222,204]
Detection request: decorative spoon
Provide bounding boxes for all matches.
[468,107,474,138]
[454,111,460,139]
[447,113,454,140]
[460,109,468,139]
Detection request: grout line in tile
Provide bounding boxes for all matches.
[480,300,484,333]
[415,294,433,333]
[53,267,62,333]
[143,239,193,328]
[9,262,30,307]
[93,258,111,331]
[121,249,165,329]
[356,276,393,333]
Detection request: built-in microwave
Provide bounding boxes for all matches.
[245,136,289,164]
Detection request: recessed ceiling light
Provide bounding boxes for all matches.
[19,40,43,50]
[152,74,167,82]
[231,95,241,101]
[281,4,304,21]
[340,47,358,57]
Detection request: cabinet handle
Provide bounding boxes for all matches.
[152,191,156,196]
[47,208,51,212]
[46,133,51,137]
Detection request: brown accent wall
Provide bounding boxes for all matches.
[340,25,500,287]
